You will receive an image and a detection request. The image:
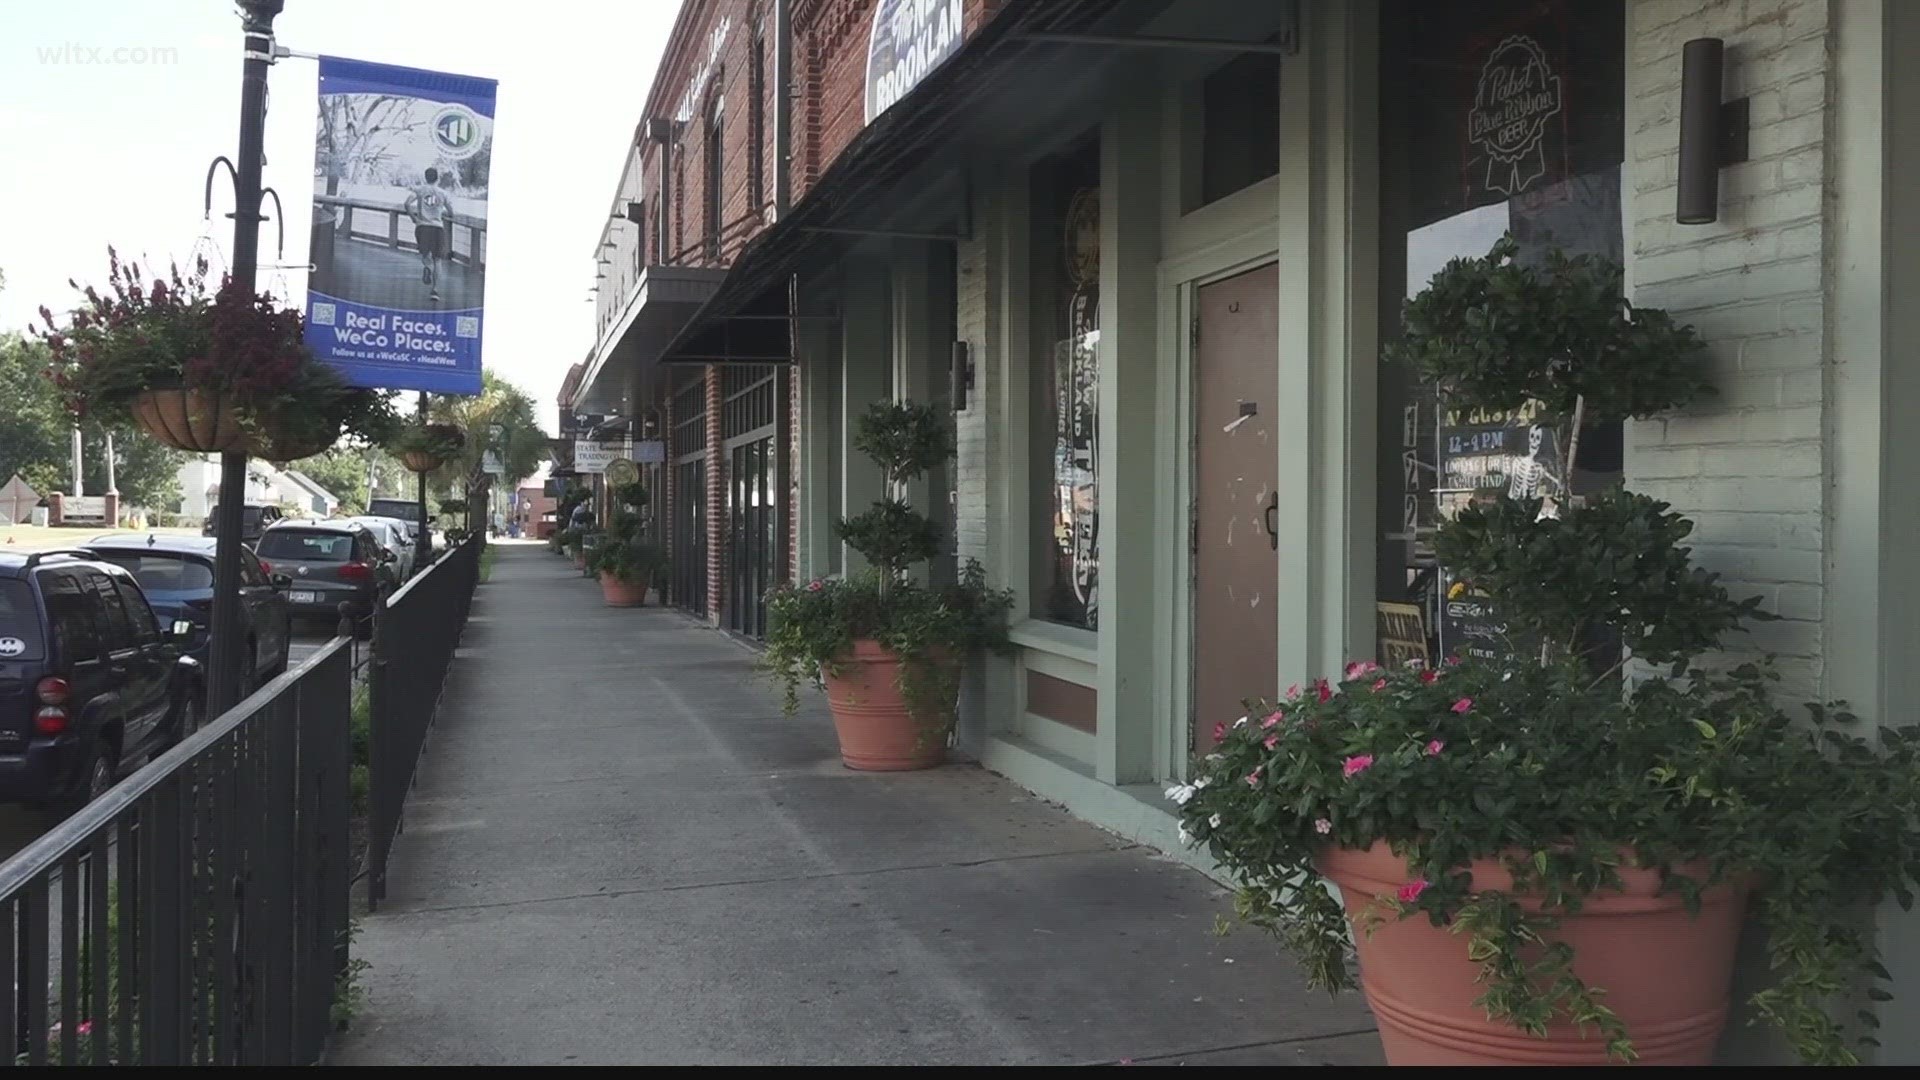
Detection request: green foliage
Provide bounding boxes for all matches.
[1177,660,1920,1065]
[851,400,954,486]
[424,371,549,488]
[437,497,469,516]
[1435,490,1770,667]
[1390,235,1712,421]
[390,421,465,460]
[613,480,649,510]
[588,528,667,585]
[832,497,945,579]
[1,330,187,510]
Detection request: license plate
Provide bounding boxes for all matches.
[288,591,319,604]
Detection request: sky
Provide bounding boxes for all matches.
[0,0,681,437]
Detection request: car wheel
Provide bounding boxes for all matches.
[169,688,206,748]
[66,742,117,811]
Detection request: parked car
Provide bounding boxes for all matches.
[366,497,440,555]
[0,549,201,807]
[346,516,417,581]
[254,520,398,624]
[81,533,291,691]
[202,503,285,547]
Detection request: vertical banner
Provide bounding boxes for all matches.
[307,57,496,396]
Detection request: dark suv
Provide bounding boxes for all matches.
[202,503,284,548]
[0,550,200,807]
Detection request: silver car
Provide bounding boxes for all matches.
[254,520,399,624]
[346,516,416,580]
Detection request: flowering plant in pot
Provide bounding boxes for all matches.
[588,513,665,608]
[391,422,465,473]
[35,250,376,453]
[763,401,1013,770]
[1174,237,1920,1066]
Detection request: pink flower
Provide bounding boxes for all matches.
[1426,739,1445,756]
[1212,722,1227,742]
[1342,754,1374,778]
[1419,668,1439,685]
[1286,683,1300,700]
[1446,655,1463,666]
[1397,879,1429,904]
[1261,711,1283,728]
[1451,698,1473,714]
[1371,678,1387,692]
[1263,734,1279,750]
[1345,661,1365,679]
[1314,817,1333,835]
[1245,770,1262,787]
[806,579,824,592]
[1316,680,1333,703]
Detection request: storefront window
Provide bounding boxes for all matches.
[1029,133,1101,630]
[1200,51,1280,207]
[1376,0,1625,662]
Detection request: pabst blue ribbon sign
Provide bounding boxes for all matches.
[865,0,966,124]
[1467,35,1562,196]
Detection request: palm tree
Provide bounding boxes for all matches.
[426,371,548,530]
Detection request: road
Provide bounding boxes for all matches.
[0,619,353,862]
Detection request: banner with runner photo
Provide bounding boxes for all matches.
[306,57,496,396]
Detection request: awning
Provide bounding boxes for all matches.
[657,0,1178,366]
[575,265,728,408]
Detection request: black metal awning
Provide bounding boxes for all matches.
[656,0,1198,366]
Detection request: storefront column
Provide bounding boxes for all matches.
[795,287,842,581]
[1093,92,1162,786]
[839,258,891,574]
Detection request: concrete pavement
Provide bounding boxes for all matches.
[330,546,1380,1066]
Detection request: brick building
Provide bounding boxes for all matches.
[578,1,1920,1061]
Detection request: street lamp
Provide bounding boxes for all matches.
[208,0,286,717]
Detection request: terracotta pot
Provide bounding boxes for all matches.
[599,572,648,607]
[401,450,445,473]
[571,551,586,570]
[819,640,959,771]
[131,389,246,452]
[1317,842,1749,1066]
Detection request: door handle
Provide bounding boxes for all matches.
[1264,492,1280,552]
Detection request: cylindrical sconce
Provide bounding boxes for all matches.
[1677,38,1748,225]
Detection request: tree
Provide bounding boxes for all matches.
[0,330,185,511]
[426,370,548,494]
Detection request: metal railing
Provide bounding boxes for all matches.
[0,639,355,1065]
[366,535,484,907]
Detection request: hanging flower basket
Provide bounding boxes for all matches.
[245,415,344,463]
[391,422,465,474]
[130,388,247,453]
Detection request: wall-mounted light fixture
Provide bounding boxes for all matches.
[949,341,974,412]
[1676,38,1751,225]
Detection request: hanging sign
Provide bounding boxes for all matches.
[305,57,497,396]
[865,0,967,123]
[573,439,628,475]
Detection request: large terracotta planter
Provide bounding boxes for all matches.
[820,640,959,771]
[1317,842,1749,1066]
[401,450,445,473]
[599,572,648,607]
[131,388,246,452]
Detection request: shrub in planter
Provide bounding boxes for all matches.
[613,480,648,512]
[391,422,465,473]
[764,401,1012,770]
[35,250,381,453]
[1177,236,1920,1066]
[589,527,666,608]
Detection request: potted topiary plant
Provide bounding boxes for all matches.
[763,401,1013,771]
[588,515,665,607]
[1174,237,1920,1066]
[35,250,383,453]
[392,422,465,473]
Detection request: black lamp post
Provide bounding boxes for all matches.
[208,0,284,717]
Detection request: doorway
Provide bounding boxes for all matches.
[1191,262,1280,754]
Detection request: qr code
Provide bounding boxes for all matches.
[310,302,337,325]
[455,315,480,339]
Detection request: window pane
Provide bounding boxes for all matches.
[40,573,99,661]
[83,573,137,648]
[111,578,159,644]
[1201,51,1281,206]
[0,579,45,659]
[1029,132,1101,630]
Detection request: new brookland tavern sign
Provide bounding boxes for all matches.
[865,0,965,123]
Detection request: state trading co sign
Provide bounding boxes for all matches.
[865,0,966,124]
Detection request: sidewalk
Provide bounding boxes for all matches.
[330,546,1380,1066]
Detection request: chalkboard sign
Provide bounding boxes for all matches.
[1434,397,1564,661]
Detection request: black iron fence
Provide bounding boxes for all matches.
[366,535,484,906]
[0,639,354,1065]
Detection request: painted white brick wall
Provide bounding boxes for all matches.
[1626,0,1831,699]
[954,224,993,568]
